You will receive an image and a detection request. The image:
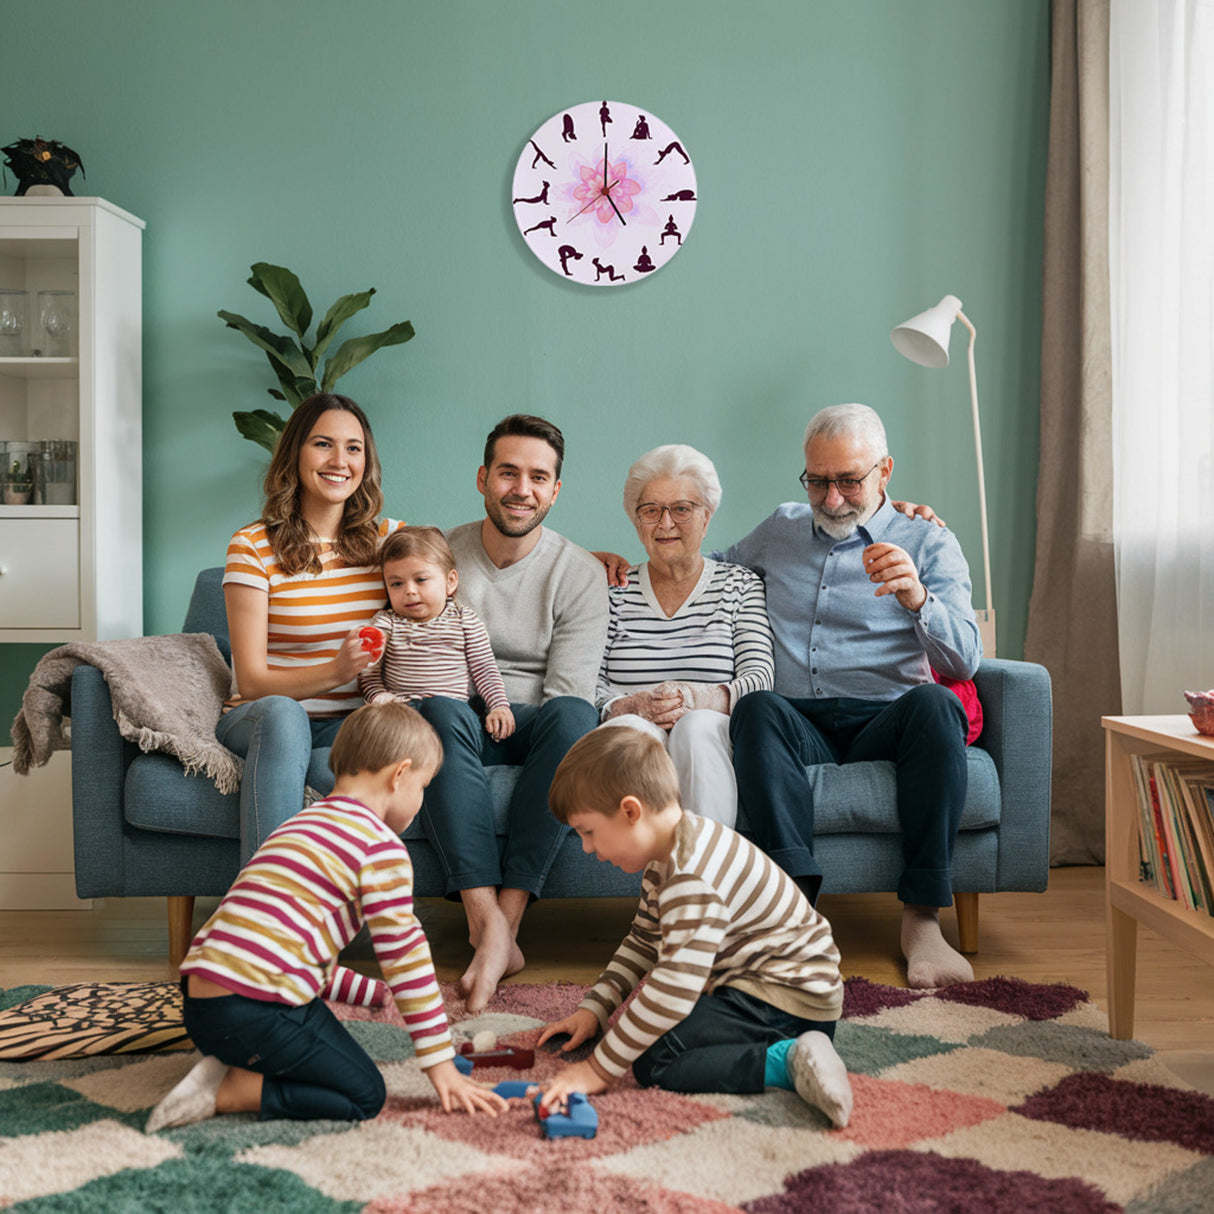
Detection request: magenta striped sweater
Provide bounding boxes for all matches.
[180,796,454,1068]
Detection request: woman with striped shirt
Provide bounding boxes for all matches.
[597,444,775,826]
[218,393,403,862]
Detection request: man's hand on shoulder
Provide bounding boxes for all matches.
[890,499,947,528]
[863,542,928,612]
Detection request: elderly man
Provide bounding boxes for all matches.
[725,404,981,988]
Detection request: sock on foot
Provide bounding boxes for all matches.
[787,1030,853,1128]
[901,904,974,989]
[146,1055,228,1133]
[764,1038,796,1089]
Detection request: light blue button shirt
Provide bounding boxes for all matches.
[721,496,982,701]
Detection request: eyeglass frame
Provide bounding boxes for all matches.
[634,499,706,525]
[798,461,882,497]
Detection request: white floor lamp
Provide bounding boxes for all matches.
[890,294,996,656]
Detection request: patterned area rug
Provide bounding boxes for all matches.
[2,976,1213,1212]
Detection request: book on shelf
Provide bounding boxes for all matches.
[1128,752,1214,916]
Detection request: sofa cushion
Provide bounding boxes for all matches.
[127,746,999,842]
[806,747,1000,836]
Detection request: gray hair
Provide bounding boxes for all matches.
[622,444,723,518]
[803,404,888,460]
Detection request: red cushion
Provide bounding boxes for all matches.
[933,671,983,745]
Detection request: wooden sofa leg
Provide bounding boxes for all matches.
[167,896,195,969]
[954,891,979,954]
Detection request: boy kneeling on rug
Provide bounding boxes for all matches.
[147,702,506,1132]
[537,726,853,1128]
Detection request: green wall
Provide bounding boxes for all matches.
[1,0,1048,727]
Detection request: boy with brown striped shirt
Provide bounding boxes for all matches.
[538,726,853,1128]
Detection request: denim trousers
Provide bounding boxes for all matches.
[215,697,345,864]
[414,694,598,896]
[729,684,968,907]
[182,986,385,1122]
[632,985,837,1094]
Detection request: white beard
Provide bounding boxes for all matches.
[813,509,860,540]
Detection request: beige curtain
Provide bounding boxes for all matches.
[1024,0,1119,864]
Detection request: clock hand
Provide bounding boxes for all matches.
[604,188,627,225]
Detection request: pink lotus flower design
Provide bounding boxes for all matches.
[571,157,642,225]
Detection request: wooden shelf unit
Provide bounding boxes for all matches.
[1103,714,1214,1038]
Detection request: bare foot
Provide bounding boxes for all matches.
[459,912,525,1013]
[901,903,974,989]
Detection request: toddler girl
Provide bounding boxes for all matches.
[359,526,515,740]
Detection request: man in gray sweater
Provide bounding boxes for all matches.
[417,414,608,1012]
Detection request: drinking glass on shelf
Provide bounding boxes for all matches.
[37,290,76,358]
[39,438,77,504]
[0,290,29,356]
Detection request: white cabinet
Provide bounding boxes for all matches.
[0,197,143,642]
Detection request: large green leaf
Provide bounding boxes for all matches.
[320,321,415,391]
[233,408,286,452]
[218,311,313,379]
[313,289,374,360]
[247,263,313,340]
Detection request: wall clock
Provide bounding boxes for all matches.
[511,100,697,287]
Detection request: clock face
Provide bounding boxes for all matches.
[511,100,697,286]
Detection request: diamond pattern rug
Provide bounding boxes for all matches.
[2,976,1212,1212]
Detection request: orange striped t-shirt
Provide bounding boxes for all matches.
[223,518,402,717]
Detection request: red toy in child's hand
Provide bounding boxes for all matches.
[359,626,384,653]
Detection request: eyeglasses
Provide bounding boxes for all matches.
[799,462,881,496]
[635,500,703,525]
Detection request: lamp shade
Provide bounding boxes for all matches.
[890,294,963,368]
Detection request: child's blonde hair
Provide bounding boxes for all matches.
[329,701,443,778]
[548,726,680,824]
[379,525,456,579]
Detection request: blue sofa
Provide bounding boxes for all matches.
[70,568,1052,965]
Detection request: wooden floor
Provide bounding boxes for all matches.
[2,866,1212,1093]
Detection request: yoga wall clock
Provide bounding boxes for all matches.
[511,100,697,286]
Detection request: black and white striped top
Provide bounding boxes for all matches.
[596,559,775,713]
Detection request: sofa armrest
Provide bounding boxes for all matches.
[973,657,1053,889]
[70,664,138,898]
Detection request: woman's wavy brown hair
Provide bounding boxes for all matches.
[261,393,384,576]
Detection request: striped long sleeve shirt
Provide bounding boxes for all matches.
[596,559,775,714]
[180,795,454,1069]
[581,813,844,1080]
[358,600,509,709]
[222,518,402,717]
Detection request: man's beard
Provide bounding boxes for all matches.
[813,506,860,540]
[485,495,551,538]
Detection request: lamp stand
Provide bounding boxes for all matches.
[957,309,996,656]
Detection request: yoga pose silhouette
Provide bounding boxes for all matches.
[592,257,624,282]
[513,181,550,205]
[523,216,558,238]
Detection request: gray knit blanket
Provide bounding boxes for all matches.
[11,633,241,794]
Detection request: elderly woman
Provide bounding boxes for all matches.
[597,444,774,825]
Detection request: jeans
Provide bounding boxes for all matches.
[215,697,345,864]
[182,986,385,1122]
[730,684,968,907]
[632,985,836,1094]
[415,694,597,896]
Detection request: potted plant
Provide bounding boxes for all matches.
[220,263,415,452]
[4,456,33,504]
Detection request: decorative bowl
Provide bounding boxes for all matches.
[1184,690,1214,736]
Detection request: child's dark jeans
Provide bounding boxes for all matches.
[182,984,386,1121]
[632,985,837,1094]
